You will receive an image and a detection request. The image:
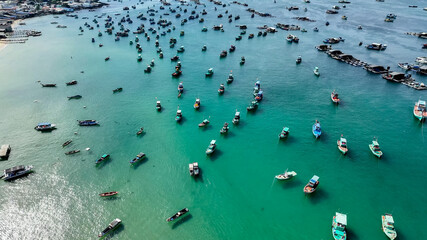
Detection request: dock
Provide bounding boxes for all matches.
[0,144,11,160]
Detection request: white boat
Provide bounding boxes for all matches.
[206,140,216,155]
[332,212,347,240]
[415,56,427,65]
[382,214,397,240]
[189,162,200,176]
[275,169,297,180]
[314,67,320,76]
[232,111,240,124]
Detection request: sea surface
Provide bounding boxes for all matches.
[0,0,426,239]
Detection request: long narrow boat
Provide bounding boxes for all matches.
[65,150,80,155]
[99,192,118,197]
[332,212,347,240]
[303,175,319,193]
[337,136,348,155]
[312,120,322,138]
[62,140,72,147]
[166,208,189,222]
[96,154,110,165]
[130,152,145,165]
[98,218,121,238]
[369,138,383,158]
[413,99,427,121]
[382,214,397,240]
[78,120,99,126]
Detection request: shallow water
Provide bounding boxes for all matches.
[0,0,426,239]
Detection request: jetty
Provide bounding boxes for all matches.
[0,144,11,160]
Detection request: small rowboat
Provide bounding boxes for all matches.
[198,119,210,127]
[65,150,80,155]
[275,169,297,180]
[166,208,189,222]
[369,138,383,158]
[337,136,348,155]
[62,140,72,147]
[99,191,118,197]
[105,56,110,61]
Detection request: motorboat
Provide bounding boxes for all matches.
[202,45,207,51]
[232,111,240,124]
[227,73,234,83]
[78,120,99,126]
[323,37,344,44]
[314,67,320,76]
[316,45,332,51]
[247,100,259,111]
[229,45,236,52]
[303,175,319,193]
[220,122,229,134]
[172,69,182,77]
[296,56,302,64]
[166,208,189,222]
[312,120,321,138]
[382,214,397,240]
[170,55,179,61]
[240,56,246,65]
[369,138,383,158]
[66,80,78,86]
[366,43,387,50]
[198,119,210,127]
[255,91,263,101]
[206,140,216,155]
[156,101,162,111]
[137,54,142,62]
[332,212,347,240]
[98,218,122,238]
[235,35,242,41]
[65,150,80,155]
[205,68,214,77]
[136,127,144,135]
[331,90,340,104]
[201,27,208,32]
[130,152,145,165]
[275,169,297,180]
[189,162,200,176]
[337,136,348,155]
[218,84,225,94]
[67,95,82,100]
[40,83,56,87]
[177,82,184,94]
[113,87,123,93]
[286,34,299,43]
[1,165,33,181]
[278,127,290,139]
[415,57,427,65]
[34,123,56,131]
[99,192,118,197]
[96,154,110,165]
[177,46,185,53]
[413,99,427,121]
[194,98,201,110]
[175,109,182,122]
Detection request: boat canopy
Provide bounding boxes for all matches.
[102,154,108,158]
[258,90,263,95]
[4,165,26,174]
[38,123,51,126]
[157,101,161,104]
[235,112,240,116]
[384,214,394,223]
[310,175,319,183]
[418,100,426,106]
[210,140,216,145]
[389,72,405,79]
[368,65,386,71]
[177,110,182,114]
[283,127,289,131]
[373,141,379,146]
[336,212,347,225]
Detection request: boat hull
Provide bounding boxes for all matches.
[369,144,382,158]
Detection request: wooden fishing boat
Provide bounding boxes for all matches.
[240,56,245,65]
[312,120,321,138]
[218,83,225,94]
[331,90,340,104]
[166,208,189,222]
[105,56,110,61]
[66,80,78,86]
[198,119,210,127]
[130,152,145,165]
[382,214,397,240]
[337,136,348,155]
[62,140,72,147]
[99,191,118,197]
[136,127,144,135]
[98,218,121,238]
[413,99,427,121]
[65,150,80,155]
[227,73,234,83]
[41,83,57,87]
[96,154,110,165]
[194,98,201,110]
[113,88,123,93]
[78,120,99,126]
[275,169,297,180]
[175,109,182,122]
[68,95,82,100]
[156,101,162,111]
[314,67,320,76]
[220,122,229,134]
[206,140,216,155]
[369,138,383,158]
[35,123,56,131]
[303,175,319,193]
[278,127,290,139]
[247,100,259,111]
[332,212,347,240]
[232,111,240,124]
[205,68,214,77]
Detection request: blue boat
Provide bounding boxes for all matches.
[130,152,145,165]
[78,120,99,126]
[312,120,322,138]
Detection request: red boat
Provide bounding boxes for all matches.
[303,175,319,194]
[99,191,118,197]
[331,90,340,104]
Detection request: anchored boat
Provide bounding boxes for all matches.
[130,152,145,165]
[156,101,162,111]
[218,83,225,94]
[220,122,229,134]
[332,212,347,240]
[166,208,189,222]
[278,127,290,139]
[99,192,118,197]
[78,120,99,126]
[136,127,144,135]
[175,109,182,122]
[247,100,259,111]
[304,175,319,193]
[382,214,397,240]
[331,90,340,104]
[68,95,82,100]
[205,68,214,77]
[113,88,123,93]
[337,136,348,155]
[206,140,216,155]
[96,154,110,165]
[275,169,297,180]
[227,73,234,83]
[232,111,240,124]
[413,99,427,121]
[35,123,56,131]
[66,80,77,85]
[198,119,210,127]
[98,218,121,238]
[65,150,80,155]
[1,165,33,181]
[194,98,201,110]
[189,162,200,176]
[312,120,322,138]
[314,67,320,76]
[369,138,383,158]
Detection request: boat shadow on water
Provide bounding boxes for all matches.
[207,149,223,161]
[96,159,112,169]
[104,224,125,239]
[346,228,360,240]
[132,157,148,169]
[220,131,236,139]
[279,178,302,189]
[305,189,329,205]
[171,214,192,229]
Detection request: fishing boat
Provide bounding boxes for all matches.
[137,54,142,62]
[144,66,152,73]
[382,214,397,240]
[62,140,72,147]
[331,90,340,104]
[413,99,427,121]
[206,140,216,155]
[41,83,57,87]
[218,84,225,94]
[205,68,214,77]
[95,154,110,165]
[337,136,348,155]
[227,73,234,83]
[1,165,34,181]
[98,218,121,238]
[189,162,200,176]
[247,100,259,111]
[99,192,118,197]
[312,120,321,138]
[255,91,263,101]
[278,127,290,139]
[166,208,189,222]
[156,101,162,111]
[202,45,207,51]
[150,59,155,67]
[366,43,387,50]
[130,152,145,165]
[220,50,227,58]
[201,27,208,32]
[316,45,332,51]
[198,119,210,127]
[113,88,123,93]
[194,99,201,110]
[136,127,144,135]
[105,57,110,61]
[275,169,297,180]
[240,56,246,65]
[78,120,99,126]
[66,80,77,86]
[332,212,347,240]
[369,138,383,158]
[232,112,241,124]
[175,109,182,122]
[177,82,184,97]
[235,35,242,41]
[314,67,320,76]
[65,150,80,155]
[303,175,319,193]
[68,95,82,100]
[172,69,182,77]
[229,45,236,52]
[220,122,229,134]
[296,56,302,64]
[34,123,56,131]
[177,46,185,53]
[170,55,179,61]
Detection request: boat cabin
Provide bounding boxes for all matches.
[210,140,216,146]
[4,165,26,175]
[309,175,319,186]
[340,138,347,147]
[372,141,381,150]
[335,212,347,229]
[176,110,182,116]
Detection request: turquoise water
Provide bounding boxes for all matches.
[0,0,426,239]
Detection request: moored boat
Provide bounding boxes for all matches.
[232,111,240,124]
[113,87,123,93]
[34,123,56,131]
[247,100,259,111]
[296,56,302,64]
[205,68,214,77]
[40,83,57,87]
[366,43,387,50]
[78,120,99,126]
[198,119,210,127]
[206,140,216,155]
[175,109,182,122]
[130,152,145,165]
[413,100,427,121]
[2,165,33,181]
[369,138,383,158]
[314,67,320,76]
[202,45,207,51]
[331,90,340,104]
[189,162,200,176]
[278,127,290,139]
[240,56,245,65]
[68,95,82,100]
[194,98,201,110]
[332,212,347,240]
[227,73,234,83]
[337,136,348,155]
[66,80,77,86]
[166,208,189,222]
[312,120,321,138]
[303,175,319,193]
[382,214,397,240]
[96,154,110,165]
[218,83,225,94]
[177,82,184,97]
[220,122,229,134]
[136,127,144,135]
[98,218,122,238]
[156,101,162,111]
[99,192,118,197]
[275,169,297,180]
[65,150,80,155]
[62,140,72,147]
